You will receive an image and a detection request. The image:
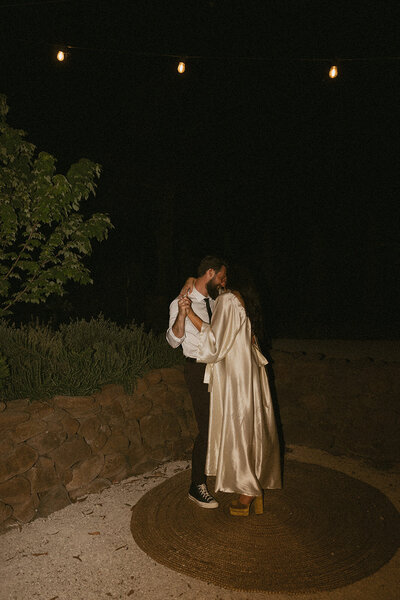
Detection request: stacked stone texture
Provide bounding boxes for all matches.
[1,353,399,531]
[0,367,197,531]
[271,350,400,465]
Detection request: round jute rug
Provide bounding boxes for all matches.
[130,460,400,593]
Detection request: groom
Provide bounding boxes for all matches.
[166,256,227,508]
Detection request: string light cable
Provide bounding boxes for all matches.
[50,45,400,78]
[5,31,400,76]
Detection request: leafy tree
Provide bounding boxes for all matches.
[0,95,113,317]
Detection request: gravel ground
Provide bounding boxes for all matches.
[1,445,399,600]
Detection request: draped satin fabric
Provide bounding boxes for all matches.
[197,292,282,495]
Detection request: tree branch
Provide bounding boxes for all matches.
[2,225,38,282]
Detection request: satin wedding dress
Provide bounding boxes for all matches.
[197,292,282,495]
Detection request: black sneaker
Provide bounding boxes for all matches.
[188,483,219,509]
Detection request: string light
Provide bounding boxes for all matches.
[45,43,400,79]
[329,64,338,78]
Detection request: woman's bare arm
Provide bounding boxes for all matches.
[179,277,196,297]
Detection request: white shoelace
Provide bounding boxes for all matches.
[198,484,213,501]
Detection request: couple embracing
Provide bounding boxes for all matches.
[166,256,281,517]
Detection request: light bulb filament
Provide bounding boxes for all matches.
[329,65,338,78]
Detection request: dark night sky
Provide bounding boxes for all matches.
[1,0,399,338]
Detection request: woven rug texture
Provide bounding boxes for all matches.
[130,460,400,593]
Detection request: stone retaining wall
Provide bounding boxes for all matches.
[1,352,399,530]
[271,350,399,466]
[0,367,196,531]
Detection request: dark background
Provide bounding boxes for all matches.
[1,0,399,338]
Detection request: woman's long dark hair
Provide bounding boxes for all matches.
[226,266,264,340]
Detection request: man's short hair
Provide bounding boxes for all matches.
[197,255,228,277]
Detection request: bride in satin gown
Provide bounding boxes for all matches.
[183,268,282,515]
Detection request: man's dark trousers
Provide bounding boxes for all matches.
[184,359,209,485]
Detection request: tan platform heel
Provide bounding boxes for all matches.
[253,494,264,515]
[229,494,264,517]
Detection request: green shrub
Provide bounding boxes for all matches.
[0,316,184,401]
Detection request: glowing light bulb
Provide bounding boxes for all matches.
[329,65,338,79]
[57,50,65,62]
[177,61,185,74]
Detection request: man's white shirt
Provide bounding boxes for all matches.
[166,285,214,358]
